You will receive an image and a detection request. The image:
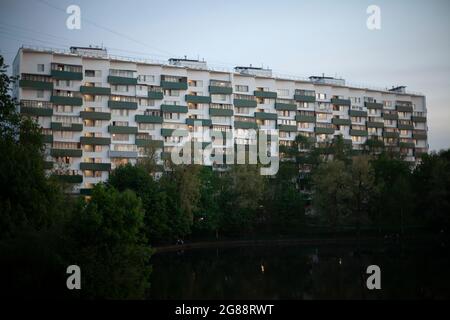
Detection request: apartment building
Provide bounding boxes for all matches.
[13,46,428,194]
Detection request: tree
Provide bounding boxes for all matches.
[312,160,353,229]
[66,184,152,299]
[350,156,375,236]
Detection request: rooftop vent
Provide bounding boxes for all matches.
[168,56,207,70]
[234,64,272,77]
[70,46,108,58]
[388,86,407,93]
[309,75,346,86]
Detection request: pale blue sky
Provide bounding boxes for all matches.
[1,0,449,150]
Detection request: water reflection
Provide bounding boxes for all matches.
[149,242,450,299]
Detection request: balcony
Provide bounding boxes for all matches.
[399,142,415,149]
[275,102,296,111]
[209,85,232,95]
[350,129,368,137]
[331,98,351,106]
[254,112,278,121]
[185,95,212,104]
[161,104,189,113]
[50,148,82,157]
[367,121,384,128]
[295,115,315,123]
[108,125,138,134]
[413,131,427,140]
[331,118,351,126]
[234,120,258,129]
[135,139,164,148]
[79,162,111,171]
[383,131,400,138]
[80,136,111,145]
[161,128,189,137]
[210,108,233,117]
[254,90,277,99]
[315,127,335,134]
[294,94,316,103]
[349,110,368,117]
[50,95,83,106]
[411,116,426,123]
[277,124,297,132]
[160,75,188,90]
[135,114,163,124]
[50,122,83,131]
[79,111,111,121]
[396,104,413,113]
[364,102,383,110]
[383,113,398,120]
[107,76,137,85]
[234,98,257,108]
[51,68,83,81]
[186,118,212,126]
[398,123,414,130]
[21,105,53,117]
[148,90,164,100]
[108,100,138,110]
[54,174,83,183]
[42,134,53,143]
[19,79,53,90]
[80,86,111,95]
[109,150,138,158]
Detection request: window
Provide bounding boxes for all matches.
[163,113,180,120]
[277,89,289,97]
[37,90,44,98]
[37,64,45,72]
[112,134,129,141]
[113,85,129,92]
[55,105,73,113]
[316,93,326,100]
[235,85,249,92]
[138,75,155,83]
[85,70,95,77]
[139,123,156,131]
[188,80,203,87]
[111,109,129,117]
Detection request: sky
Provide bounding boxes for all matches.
[0,0,449,151]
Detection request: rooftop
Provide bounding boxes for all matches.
[17,45,424,96]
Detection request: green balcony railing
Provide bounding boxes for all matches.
[185,95,212,104]
[411,116,426,123]
[135,114,163,124]
[398,124,414,130]
[79,111,111,120]
[396,105,413,113]
[19,79,53,90]
[383,131,400,138]
[277,124,297,132]
[50,95,83,106]
[54,174,83,183]
[234,98,257,108]
[254,90,277,99]
[367,121,384,128]
[21,106,53,117]
[383,113,398,120]
[364,102,383,109]
[50,148,82,157]
[275,102,296,111]
[80,162,111,171]
[349,110,368,117]
[108,125,138,134]
[50,122,83,131]
[209,108,233,117]
[51,70,83,80]
[161,128,189,137]
[331,118,351,126]
[315,127,335,134]
[135,139,164,148]
[108,100,138,110]
[295,115,316,123]
[107,76,137,85]
[160,81,188,90]
[80,86,111,95]
[254,112,278,121]
[80,136,111,145]
[331,98,351,106]
[161,104,188,113]
[413,132,427,140]
[148,91,164,100]
[294,95,316,103]
[42,134,53,144]
[399,142,415,149]
[234,121,258,129]
[186,118,212,126]
[350,129,368,137]
[209,86,232,94]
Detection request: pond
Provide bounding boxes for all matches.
[149,240,450,299]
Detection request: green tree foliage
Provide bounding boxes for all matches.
[66,184,152,299]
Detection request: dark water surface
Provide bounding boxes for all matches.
[149,240,450,299]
